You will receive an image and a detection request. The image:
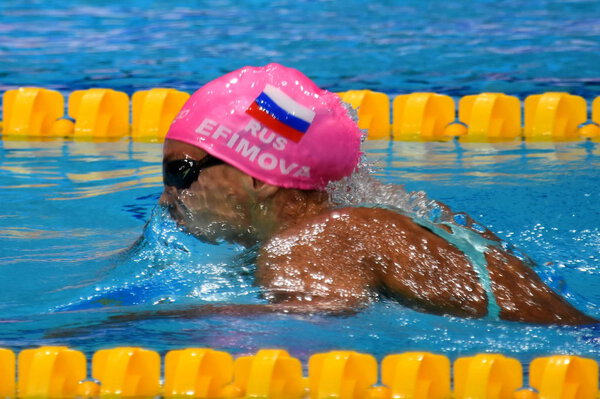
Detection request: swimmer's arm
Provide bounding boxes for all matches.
[110,302,357,321]
[254,234,378,312]
[484,247,597,325]
[44,304,357,337]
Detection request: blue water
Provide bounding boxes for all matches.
[1,0,600,363]
[2,0,600,98]
[0,139,598,364]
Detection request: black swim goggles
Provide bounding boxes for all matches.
[162,155,224,189]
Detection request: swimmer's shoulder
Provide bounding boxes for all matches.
[264,205,457,262]
[266,206,414,249]
[257,206,427,281]
[257,207,398,281]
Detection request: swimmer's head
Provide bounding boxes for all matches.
[161,139,330,245]
[165,63,363,190]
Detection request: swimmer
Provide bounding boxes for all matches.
[160,63,596,325]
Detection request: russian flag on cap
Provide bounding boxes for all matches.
[246,84,316,143]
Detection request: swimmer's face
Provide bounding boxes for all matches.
[160,139,261,244]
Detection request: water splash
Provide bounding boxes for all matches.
[54,206,262,311]
[328,159,495,234]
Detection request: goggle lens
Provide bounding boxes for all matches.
[163,156,223,189]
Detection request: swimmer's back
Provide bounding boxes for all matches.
[257,207,486,316]
[257,207,597,325]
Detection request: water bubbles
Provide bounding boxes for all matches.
[453,213,467,226]
[340,102,367,143]
[471,223,486,233]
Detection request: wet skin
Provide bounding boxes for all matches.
[160,139,597,325]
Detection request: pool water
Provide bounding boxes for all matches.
[0,139,598,364]
[2,0,600,98]
[1,0,600,363]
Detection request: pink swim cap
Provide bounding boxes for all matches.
[166,63,363,190]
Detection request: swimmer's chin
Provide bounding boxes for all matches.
[183,221,258,247]
[195,229,259,247]
[187,231,221,245]
[165,205,258,246]
[162,204,215,241]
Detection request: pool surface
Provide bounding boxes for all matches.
[2,0,600,98]
[0,139,598,363]
[1,0,600,364]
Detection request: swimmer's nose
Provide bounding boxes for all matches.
[159,187,177,206]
